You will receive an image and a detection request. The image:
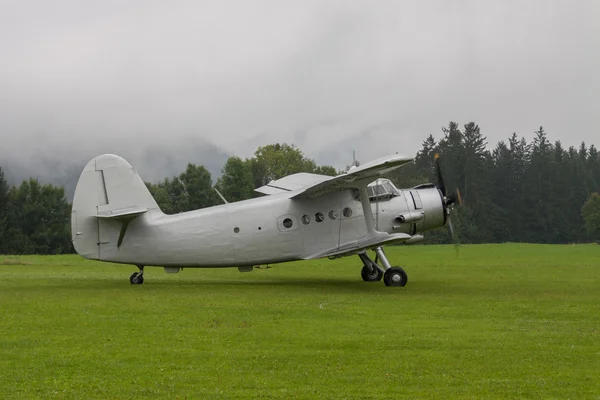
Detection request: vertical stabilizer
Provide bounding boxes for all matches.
[71,154,161,259]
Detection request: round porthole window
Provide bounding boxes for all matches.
[301,215,311,224]
[233,227,240,233]
[328,210,338,220]
[343,207,353,217]
[315,212,324,222]
[283,218,293,228]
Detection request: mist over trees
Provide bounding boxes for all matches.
[1,122,599,255]
[0,137,230,203]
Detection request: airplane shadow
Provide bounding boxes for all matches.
[19,276,412,294]
[157,278,387,294]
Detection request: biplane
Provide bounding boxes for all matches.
[71,153,459,287]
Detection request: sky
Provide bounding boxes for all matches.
[1,0,599,181]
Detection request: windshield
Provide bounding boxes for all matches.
[366,179,398,200]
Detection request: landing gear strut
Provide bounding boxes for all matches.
[358,247,408,287]
[130,265,144,284]
[359,252,383,281]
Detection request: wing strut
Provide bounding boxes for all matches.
[358,185,376,235]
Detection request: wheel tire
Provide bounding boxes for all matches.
[383,267,408,287]
[361,265,383,282]
[130,272,144,284]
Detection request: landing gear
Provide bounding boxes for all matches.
[361,265,383,281]
[129,265,144,284]
[358,247,408,287]
[383,267,408,287]
[359,251,383,281]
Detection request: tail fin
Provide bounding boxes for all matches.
[71,154,161,260]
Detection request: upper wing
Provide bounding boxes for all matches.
[291,154,413,199]
[255,172,334,195]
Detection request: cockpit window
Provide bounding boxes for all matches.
[367,179,398,201]
[383,182,397,194]
[367,186,375,197]
[374,184,388,196]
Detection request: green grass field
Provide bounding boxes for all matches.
[1,244,599,399]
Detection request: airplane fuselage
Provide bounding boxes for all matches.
[83,186,444,268]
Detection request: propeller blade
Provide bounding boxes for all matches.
[447,217,460,257]
[435,153,461,256]
[447,188,463,207]
[447,217,455,239]
[434,153,446,196]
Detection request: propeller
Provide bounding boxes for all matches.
[434,153,462,254]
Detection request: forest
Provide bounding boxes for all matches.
[1,122,600,255]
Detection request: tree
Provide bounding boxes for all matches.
[145,181,173,212]
[414,134,438,181]
[581,192,600,241]
[521,126,555,242]
[314,165,339,176]
[215,156,255,202]
[461,122,488,203]
[178,163,219,211]
[146,165,219,214]
[3,179,71,254]
[587,145,600,193]
[0,167,9,252]
[250,143,318,186]
[436,122,465,195]
[161,177,187,214]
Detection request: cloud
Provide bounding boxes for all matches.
[1,0,598,175]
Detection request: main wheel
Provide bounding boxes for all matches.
[383,267,408,287]
[130,272,144,284]
[361,265,383,282]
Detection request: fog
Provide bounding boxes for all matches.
[1,0,598,188]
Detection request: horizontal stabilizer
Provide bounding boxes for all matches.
[97,206,148,219]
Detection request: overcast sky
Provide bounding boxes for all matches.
[1,0,599,173]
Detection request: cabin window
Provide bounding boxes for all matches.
[277,215,298,232]
[301,215,311,224]
[328,210,338,220]
[315,212,324,222]
[233,227,240,233]
[343,207,353,217]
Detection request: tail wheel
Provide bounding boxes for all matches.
[383,267,408,287]
[130,272,144,284]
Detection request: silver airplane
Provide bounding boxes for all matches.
[71,153,460,287]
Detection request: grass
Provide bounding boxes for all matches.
[0,243,599,399]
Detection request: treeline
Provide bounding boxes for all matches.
[389,122,600,244]
[1,125,599,255]
[0,175,72,254]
